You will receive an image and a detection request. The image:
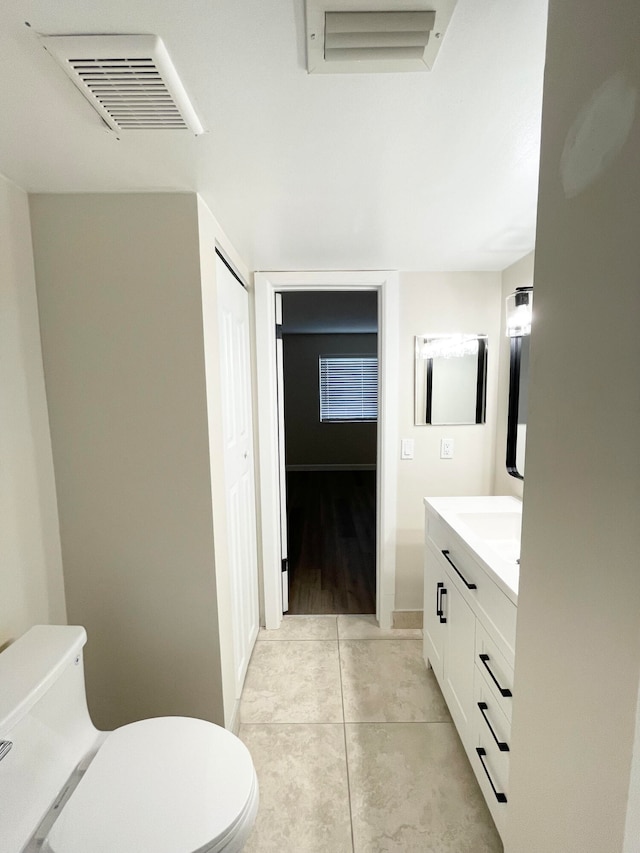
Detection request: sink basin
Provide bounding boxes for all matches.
[457,511,522,567]
[457,511,522,542]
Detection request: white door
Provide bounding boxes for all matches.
[444,578,476,740]
[275,293,289,612]
[423,540,447,682]
[217,253,259,696]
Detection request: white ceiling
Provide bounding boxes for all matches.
[0,1,547,272]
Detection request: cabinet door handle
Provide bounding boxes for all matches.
[476,747,507,803]
[478,702,510,752]
[436,583,447,623]
[441,550,477,590]
[479,653,513,697]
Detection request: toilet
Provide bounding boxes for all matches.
[0,625,259,853]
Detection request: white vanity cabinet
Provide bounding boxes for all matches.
[423,497,521,841]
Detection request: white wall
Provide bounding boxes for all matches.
[395,271,502,609]
[506,3,640,850]
[30,193,227,730]
[493,252,534,499]
[0,174,65,645]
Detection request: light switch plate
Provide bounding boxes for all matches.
[401,438,414,460]
[440,438,454,459]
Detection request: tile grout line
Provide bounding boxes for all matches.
[237,719,452,726]
[337,619,357,853]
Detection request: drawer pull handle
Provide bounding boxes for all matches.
[478,702,510,752]
[476,747,507,803]
[438,585,447,623]
[442,550,477,590]
[479,653,513,698]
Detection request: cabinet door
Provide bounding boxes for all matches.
[443,579,476,743]
[423,540,447,683]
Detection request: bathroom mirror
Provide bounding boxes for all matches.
[506,286,532,479]
[506,334,530,478]
[414,334,488,426]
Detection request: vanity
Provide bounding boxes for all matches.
[423,495,521,840]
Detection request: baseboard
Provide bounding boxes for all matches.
[286,464,376,471]
[392,610,423,629]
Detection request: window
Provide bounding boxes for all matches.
[319,356,378,422]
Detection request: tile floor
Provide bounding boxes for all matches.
[239,615,503,853]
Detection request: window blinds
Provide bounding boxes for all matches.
[319,356,378,422]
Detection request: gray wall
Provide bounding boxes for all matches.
[506,3,640,850]
[30,193,225,730]
[283,333,377,468]
[0,176,66,645]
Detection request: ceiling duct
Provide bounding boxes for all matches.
[305,0,459,73]
[41,34,203,135]
[324,11,435,62]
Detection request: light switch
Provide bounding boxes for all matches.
[401,438,414,460]
[440,438,454,459]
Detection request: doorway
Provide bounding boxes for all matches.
[280,291,378,614]
[254,270,399,631]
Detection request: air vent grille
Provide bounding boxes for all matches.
[41,35,203,135]
[305,0,460,74]
[324,11,435,63]
[67,57,188,129]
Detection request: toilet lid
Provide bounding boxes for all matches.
[46,717,257,853]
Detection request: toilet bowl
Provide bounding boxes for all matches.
[0,625,258,853]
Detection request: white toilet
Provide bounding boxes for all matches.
[0,625,259,853]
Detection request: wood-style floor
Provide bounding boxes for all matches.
[286,470,376,615]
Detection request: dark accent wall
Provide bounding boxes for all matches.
[283,333,377,467]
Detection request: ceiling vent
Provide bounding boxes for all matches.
[305,0,458,73]
[41,34,203,135]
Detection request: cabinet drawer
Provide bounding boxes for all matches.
[475,621,514,723]
[474,708,510,797]
[426,512,450,552]
[473,706,510,839]
[473,666,510,840]
[474,664,511,752]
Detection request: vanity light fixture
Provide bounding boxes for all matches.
[419,334,480,360]
[506,287,533,337]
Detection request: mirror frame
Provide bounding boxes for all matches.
[506,335,527,479]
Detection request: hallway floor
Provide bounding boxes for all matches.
[239,615,503,853]
[286,471,376,615]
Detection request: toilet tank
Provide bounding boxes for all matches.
[0,626,102,853]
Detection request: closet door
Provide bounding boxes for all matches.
[217,253,259,697]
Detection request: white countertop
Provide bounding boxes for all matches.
[424,496,522,603]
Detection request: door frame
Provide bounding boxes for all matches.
[254,270,399,629]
